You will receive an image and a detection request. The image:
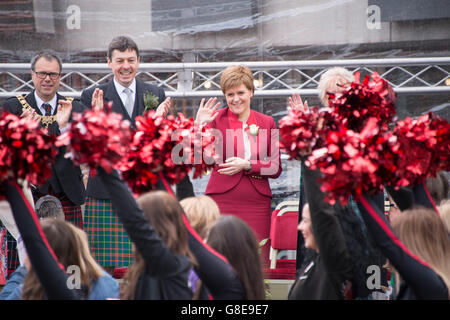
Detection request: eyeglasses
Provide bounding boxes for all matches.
[33,71,61,80]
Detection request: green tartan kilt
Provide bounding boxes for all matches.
[83,197,134,267]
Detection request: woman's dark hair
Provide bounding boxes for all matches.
[120,191,196,300]
[206,215,266,300]
[107,36,139,60]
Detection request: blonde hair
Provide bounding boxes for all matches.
[391,207,450,295]
[438,199,450,232]
[180,195,221,239]
[317,67,354,107]
[220,65,255,94]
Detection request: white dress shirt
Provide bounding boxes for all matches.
[113,77,136,110]
[34,91,57,115]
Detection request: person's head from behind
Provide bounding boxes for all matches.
[180,195,220,239]
[30,50,62,102]
[426,172,449,206]
[317,67,354,108]
[298,203,318,252]
[438,199,450,232]
[107,36,140,88]
[206,215,265,300]
[22,219,102,299]
[121,191,195,299]
[220,65,255,120]
[391,206,450,292]
[35,195,65,221]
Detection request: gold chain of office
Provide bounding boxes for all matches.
[16,95,73,128]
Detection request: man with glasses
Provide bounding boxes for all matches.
[1,51,86,230]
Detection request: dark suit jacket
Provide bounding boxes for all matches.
[1,91,86,205]
[80,79,167,199]
[204,107,282,198]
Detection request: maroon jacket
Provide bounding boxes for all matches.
[205,107,282,197]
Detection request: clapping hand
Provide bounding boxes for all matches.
[288,93,309,112]
[20,107,40,122]
[195,97,221,125]
[91,88,104,111]
[56,99,73,129]
[154,97,172,118]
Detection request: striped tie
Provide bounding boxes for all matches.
[42,103,52,116]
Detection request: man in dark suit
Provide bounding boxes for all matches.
[1,51,86,275]
[2,51,86,226]
[80,36,173,273]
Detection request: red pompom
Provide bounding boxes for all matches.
[119,111,216,195]
[56,103,132,176]
[389,113,450,187]
[0,113,57,189]
[306,117,399,204]
[279,107,340,159]
[329,72,396,132]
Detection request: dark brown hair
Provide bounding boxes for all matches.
[206,215,266,300]
[120,191,196,300]
[107,36,140,60]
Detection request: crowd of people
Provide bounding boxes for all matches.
[0,35,448,301]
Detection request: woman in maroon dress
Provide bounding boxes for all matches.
[195,65,282,263]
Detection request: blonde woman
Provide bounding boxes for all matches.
[195,65,282,262]
[357,192,450,299]
[180,195,220,239]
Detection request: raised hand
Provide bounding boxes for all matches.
[91,88,104,110]
[56,99,73,129]
[154,97,172,118]
[195,97,221,125]
[288,93,309,112]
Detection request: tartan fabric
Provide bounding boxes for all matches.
[44,190,83,229]
[0,227,7,285]
[59,197,83,229]
[83,197,134,267]
[0,222,19,278]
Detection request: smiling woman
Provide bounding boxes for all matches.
[194,65,282,264]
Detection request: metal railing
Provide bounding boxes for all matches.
[1,57,449,98]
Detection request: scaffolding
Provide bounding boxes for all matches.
[0,57,449,99]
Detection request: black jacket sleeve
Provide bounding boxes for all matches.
[4,181,80,300]
[356,192,448,299]
[96,168,189,278]
[185,220,245,299]
[385,186,414,211]
[301,162,353,286]
[155,173,246,300]
[80,88,94,110]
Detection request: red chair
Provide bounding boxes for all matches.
[269,201,299,269]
